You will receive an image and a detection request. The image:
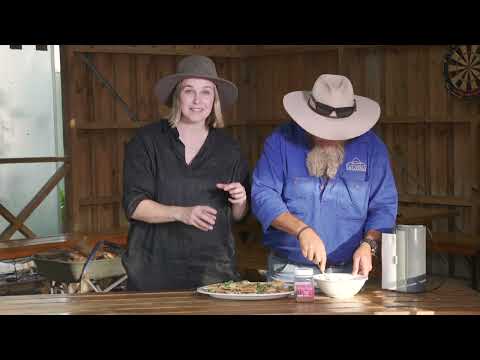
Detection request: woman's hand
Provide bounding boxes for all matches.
[216,183,247,205]
[217,183,248,221]
[178,206,217,232]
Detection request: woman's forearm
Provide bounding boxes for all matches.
[232,201,248,222]
[133,198,248,224]
[131,199,184,224]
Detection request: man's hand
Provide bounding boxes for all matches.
[352,242,373,276]
[178,206,217,232]
[298,228,327,272]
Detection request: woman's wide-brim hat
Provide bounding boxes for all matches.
[283,74,381,141]
[154,55,238,108]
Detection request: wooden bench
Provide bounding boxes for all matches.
[428,232,480,290]
[0,231,128,261]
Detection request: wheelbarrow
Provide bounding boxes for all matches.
[33,240,128,294]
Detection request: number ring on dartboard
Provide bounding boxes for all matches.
[443,45,480,98]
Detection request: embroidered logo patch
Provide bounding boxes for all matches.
[346,158,367,172]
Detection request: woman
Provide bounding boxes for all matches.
[122,55,250,291]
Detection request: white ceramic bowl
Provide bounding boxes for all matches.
[313,273,368,299]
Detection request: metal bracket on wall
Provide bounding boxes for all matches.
[77,52,138,122]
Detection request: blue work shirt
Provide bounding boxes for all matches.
[251,121,398,266]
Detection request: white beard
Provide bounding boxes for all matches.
[306,143,345,179]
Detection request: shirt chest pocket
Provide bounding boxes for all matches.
[283,177,316,216]
[336,176,370,220]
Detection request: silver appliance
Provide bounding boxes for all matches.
[381,225,427,293]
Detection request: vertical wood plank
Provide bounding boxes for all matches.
[154,55,176,121]
[236,58,250,126]
[228,58,241,125]
[424,124,432,196]
[382,124,402,195]
[255,57,270,122]
[79,205,93,233]
[92,53,114,126]
[64,48,83,231]
[430,125,449,196]
[407,125,419,194]
[117,129,137,229]
[365,48,384,109]
[92,131,115,231]
[136,54,156,122]
[343,48,366,97]
[416,125,427,195]
[428,46,448,120]
[113,54,135,126]
[287,53,305,93]
[213,57,231,124]
[385,47,408,118]
[271,54,289,122]
[474,120,480,234]
[453,124,471,198]
[407,47,427,118]
[394,125,409,194]
[77,131,93,231]
[246,58,257,126]
[60,46,73,233]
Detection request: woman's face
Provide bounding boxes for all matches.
[179,78,216,125]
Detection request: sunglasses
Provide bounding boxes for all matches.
[308,96,357,118]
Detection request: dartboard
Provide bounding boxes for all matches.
[443,45,480,98]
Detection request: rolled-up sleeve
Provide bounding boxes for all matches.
[251,132,289,233]
[231,147,251,219]
[122,135,155,220]
[364,142,398,234]
[233,149,251,201]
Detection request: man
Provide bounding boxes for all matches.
[251,74,398,283]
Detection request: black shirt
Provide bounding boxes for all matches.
[122,120,250,291]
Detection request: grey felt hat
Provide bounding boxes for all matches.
[154,55,238,108]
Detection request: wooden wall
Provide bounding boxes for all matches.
[61,46,251,233]
[61,45,480,273]
[236,45,479,236]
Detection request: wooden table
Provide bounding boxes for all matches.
[0,279,478,315]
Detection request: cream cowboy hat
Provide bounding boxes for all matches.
[154,55,238,108]
[283,74,381,141]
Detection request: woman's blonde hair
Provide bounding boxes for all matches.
[168,80,224,129]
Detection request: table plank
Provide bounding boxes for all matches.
[0,279,478,315]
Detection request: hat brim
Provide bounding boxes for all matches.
[154,73,238,108]
[283,91,381,141]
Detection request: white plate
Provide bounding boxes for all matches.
[196,286,294,300]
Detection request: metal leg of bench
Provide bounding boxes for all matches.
[102,275,128,293]
[85,278,101,293]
